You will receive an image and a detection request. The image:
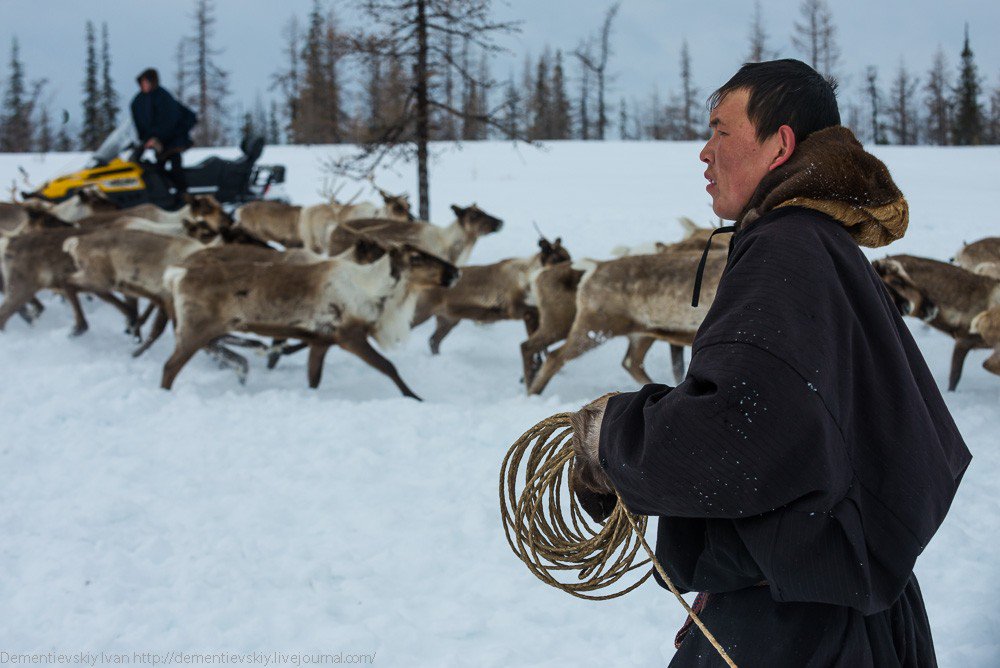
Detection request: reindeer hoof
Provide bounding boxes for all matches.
[69,326,88,337]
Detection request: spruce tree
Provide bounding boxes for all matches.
[952,25,983,145]
[923,48,951,145]
[100,23,118,136]
[550,50,572,139]
[55,110,73,151]
[80,22,102,149]
[36,105,53,153]
[1,38,34,152]
[531,50,551,139]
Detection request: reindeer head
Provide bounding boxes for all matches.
[50,186,119,222]
[181,218,219,243]
[538,236,571,266]
[389,244,460,288]
[185,194,234,233]
[377,189,414,221]
[873,258,939,322]
[451,203,503,238]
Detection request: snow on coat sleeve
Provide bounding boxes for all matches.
[598,343,850,520]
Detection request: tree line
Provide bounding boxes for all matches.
[0,0,999,154]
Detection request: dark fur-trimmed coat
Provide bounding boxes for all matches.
[596,127,971,667]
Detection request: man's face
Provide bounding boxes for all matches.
[699,88,779,220]
[139,78,153,93]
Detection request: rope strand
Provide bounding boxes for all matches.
[500,412,738,667]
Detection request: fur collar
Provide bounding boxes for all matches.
[738,126,908,248]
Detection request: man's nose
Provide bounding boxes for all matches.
[699,141,712,164]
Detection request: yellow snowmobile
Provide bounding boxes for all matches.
[24,122,285,210]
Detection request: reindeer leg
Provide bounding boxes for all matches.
[204,341,249,385]
[266,338,288,369]
[948,339,975,391]
[670,344,686,384]
[29,297,44,317]
[339,333,422,401]
[161,312,224,389]
[132,307,169,358]
[523,307,540,336]
[983,350,1000,377]
[520,327,568,389]
[216,334,271,352]
[307,342,331,388]
[63,288,89,337]
[428,315,461,355]
[0,288,37,331]
[135,301,157,330]
[91,290,139,337]
[268,340,308,369]
[621,334,656,386]
[528,325,607,396]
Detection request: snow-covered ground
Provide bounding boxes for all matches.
[1,141,998,666]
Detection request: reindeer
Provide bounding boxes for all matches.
[327,204,503,265]
[298,185,415,255]
[520,225,731,392]
[0,225,138,336]
[873,254,1000,390]
[232,200,304,247]
[160,240,458,397]
[970,307,1000,379]
[526,250,728,395]
[954,237,1000,280]
[413,237,571,355]
[0,199,234,337]
[1,188,121,235]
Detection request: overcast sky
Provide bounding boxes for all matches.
[2,0,999,134]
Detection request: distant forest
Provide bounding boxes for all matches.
[1,0,998,153]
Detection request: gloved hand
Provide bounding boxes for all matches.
[145,137,163,153]
[569,392,619,523]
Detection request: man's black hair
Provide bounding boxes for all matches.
[136,68,159,87]
[708,59,840,143]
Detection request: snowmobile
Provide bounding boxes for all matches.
[23,122,286,210]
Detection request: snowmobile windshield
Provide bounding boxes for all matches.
[92,122,139,166]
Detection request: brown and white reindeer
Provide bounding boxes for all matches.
[520,224,731,392]
[297,186,414,255]
[0,225,137,336]
[160,240,459,397]
[970,307,1000,379]
[873,254,1000,390]
[413,236,572,355]
[1,187,121,235]
[0,197,235,337]
[954,236,1000,280]
[526,249,728,395]
[327,203,503,266]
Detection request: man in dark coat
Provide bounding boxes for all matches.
[129,67,197,202]
[570,59,971,667]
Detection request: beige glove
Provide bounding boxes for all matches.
[569,392,619,522]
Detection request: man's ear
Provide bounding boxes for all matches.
[769,124,796,171]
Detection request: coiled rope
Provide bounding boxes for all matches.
[500,412,738,668]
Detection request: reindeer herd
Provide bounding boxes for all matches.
[1,183,999,398]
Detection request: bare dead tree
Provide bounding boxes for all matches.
[887,59,919,145]
[326,0,522,221]
[746,1,775,63]
[792,0,839,82]
[179,0,230,146]
[270,16,301,140]
[574,2,620,141]
[679,39,699,140]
